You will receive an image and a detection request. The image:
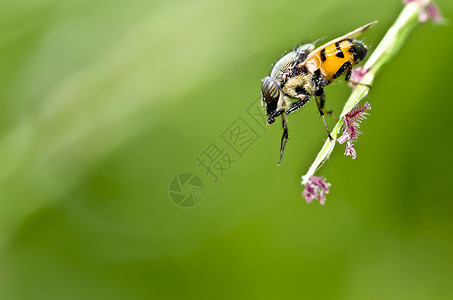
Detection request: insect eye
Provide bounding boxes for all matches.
[261,76,280,106]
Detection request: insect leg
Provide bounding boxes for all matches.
[315,88,338,121]
[267,109,284,124]
[277,114,289,166]
[333,61,352,79]
[315,88,326,109]
[350,81,372,89]
[314,96,333,141]
[343,63,372,89]
[286,94,310,116]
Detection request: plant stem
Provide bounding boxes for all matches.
[301,2,423,185]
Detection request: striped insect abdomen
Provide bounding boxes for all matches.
[318,39,355,81]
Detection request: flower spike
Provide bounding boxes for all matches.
[337,102,371,159]
[302,176,331,205]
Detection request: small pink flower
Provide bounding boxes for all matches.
[343,141,357,159]
[348,66,370,89]
[338,102,371,159]
[302,176,331,205]
[403,0,442,23]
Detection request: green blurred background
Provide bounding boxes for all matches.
[0,0,452,299]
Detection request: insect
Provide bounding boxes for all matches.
[261,21,377,165]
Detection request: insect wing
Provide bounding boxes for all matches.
[297,21,377,68]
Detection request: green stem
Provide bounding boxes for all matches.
[302,2,423,185]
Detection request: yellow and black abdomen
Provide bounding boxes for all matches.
[316,39,367,82]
